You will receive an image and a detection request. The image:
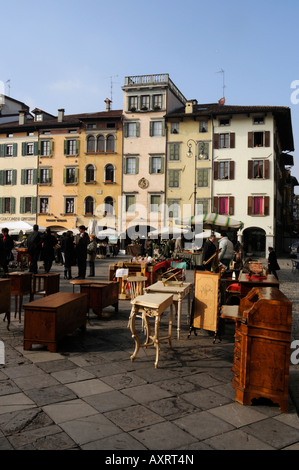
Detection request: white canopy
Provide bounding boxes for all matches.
[97,228,120,239]
[57,228,80,236]
[176,213,244,230]
[195,230,221,239]
[0,221,46,235]
[148,226,189,239]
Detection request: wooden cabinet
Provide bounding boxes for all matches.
[23,292,88,352]
[232,287,292,413]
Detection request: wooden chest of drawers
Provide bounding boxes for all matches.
[232,287,292,413]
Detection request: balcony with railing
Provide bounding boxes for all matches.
[123,74,186,105]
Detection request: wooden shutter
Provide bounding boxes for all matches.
[34,142,39,155]
[0,171,4,185]
[213,197,219,213]
[248,132,253,148]
[76,139,80,154]
[10,197,16,214]
[265,131,270,147]
[22,142,26,156]
[48,169,52,184]
[248,196,253,215]
[13,143,18,156]
[20,197,25,214]
[229,161,235,179]
[33,169,38,184]
[0,145,5,157]
[75,168,79,184]
[0,198,3,213]
[264,160,270,179]
[50,140,54,155]
[31,197,37,214]
[264,196,270,215]
[21,169,25,185]
[213,133,219,149]
[64,140,68,155]
[136,122,140,137]
[229,197,234,215]
[230,133,235,148]
[214,161,219,180]
[12,170,17,185]
[248,161,253,179]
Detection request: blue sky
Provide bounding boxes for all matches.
[2,0,299,192]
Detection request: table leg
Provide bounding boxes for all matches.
[177,294,182,340]
[154,314,160,368]
[19,294,23,323]
[129,305,140,362]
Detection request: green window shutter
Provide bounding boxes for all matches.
[149,156,153,174]
[75,168,79,183]
[76,139,80,154]
[37,169,41,183]
[162,121,165,136]
[37,141,41,155]
[13,143,18,156]
[63,168,67,183]
[124,123,128,138]
[10,197,16,214]
[0,198,3,213]
[31,197,37,214]
[33,169,38,184]
[0,170,4,185]
[20,197,24,214]
[21,169,25,185]
[123,157,127,174]
[149,122,153,137]
[0,145,4,157]
[50,140,54,155]
[34,142,38,155]
[12,170,17,185]
[136,122,140,137]
[49,168,52,183]
[135,157,139,174]
[64,140,68,155]
[160,157,164,174]
[22,142,26,156]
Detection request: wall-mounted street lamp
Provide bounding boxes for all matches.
[186,139,198,218]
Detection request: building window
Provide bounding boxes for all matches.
[149,156,163,174]
[25,143,34,155]
[197,169,209,187]
[125,156,138,175]
[197,142,209,160]
[171,123,179,134]
[85,164,95,183]
[168,169,180,188]
[104,196,114,215]
[24,197,32,213]
[214,196,234,215]
[97,135,105,152]
[219,161,229,179]
[141,95,149,110]
[39,197,49,214]
[199,121,208,133]
[219,133,229,149]
[150,195,161,212]
[64,167,77,184]
[65,198,75,214]
[196,198,209,214]
[85,196,94,215]
[150,121,164,136]
[219,118,230,126]
[40,140,51,156]
[5,144,13,156]
[213,133,235,149]
[87,135,96,152]
[105,164,114,182]
[128,96,138,111]
[248,160,269,179]
[5,170,13,185]
[4,198,12,213]
[25,169,33,185]
[106,135,115,153]
[253,116,264,125]
[39,168,51,184]
[125,195,136,212]
[167,199,180,218]
[64,139,78,156]
[125,122,139,138]
[153,94,162,109]
[248,131,270,148]
[248,196,269,216]
[169,143,180,161]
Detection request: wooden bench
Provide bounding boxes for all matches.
[23,292,88,352]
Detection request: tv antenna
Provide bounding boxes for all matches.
[216,69,226,100]
[6,80,11,96]
[105,75,119,105]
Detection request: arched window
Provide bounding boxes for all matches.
[85,164,95,183]
[87,135,95,153]
[104,196,114,215]
[85,196,94,215]
[106,135,115,152]
[97,135,105,153]
[105,164,114,182]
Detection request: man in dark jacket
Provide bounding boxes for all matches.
[75,225,89,279]
[27,225,42,274]
[268,247,280,280]
[202,235,217,271]
[0,228,14,276]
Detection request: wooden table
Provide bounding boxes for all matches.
[0,278,11,329]
[32,273,60,299]
[239,272,279,297]
[69,279,94,293]
[145,281,192,340]
[7,272,32,322]
[129,292,174,368]
[23,292,88,352]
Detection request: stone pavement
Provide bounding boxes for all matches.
[0,255,299,451]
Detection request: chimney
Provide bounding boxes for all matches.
[58,108,65,122]
[19,110,27,125]
[185,99,197,114]
[105,98,111,112]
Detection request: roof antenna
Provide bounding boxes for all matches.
[216,69,225,104]
[105,75,119,107]
[5,79,11,96]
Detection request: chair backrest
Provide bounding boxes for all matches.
[171,261,187,270]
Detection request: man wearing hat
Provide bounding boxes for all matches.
[75,225,90,279]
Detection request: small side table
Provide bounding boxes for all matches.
[129,293,174,368]
[32,273,60,299]
[7,272,32,323]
